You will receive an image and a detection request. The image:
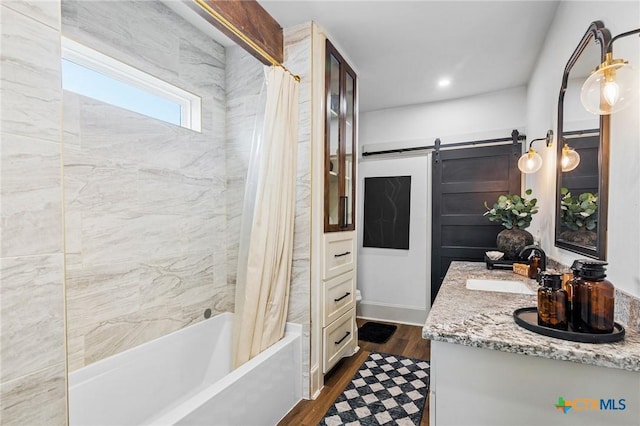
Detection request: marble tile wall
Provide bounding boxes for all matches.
[1,2,316,419]
[284,22,313,399]
[62,0,231,371]
[225,27,313,324]
[224,25,314,397]
[224,45,265,290]
[0,1,67,425]
[284,23,312,327]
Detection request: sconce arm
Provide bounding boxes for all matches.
[527,130,554,150]
[606,28,640,53]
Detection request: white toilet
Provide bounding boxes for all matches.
[355,289,363,327]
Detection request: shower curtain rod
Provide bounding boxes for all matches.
[362,129,526,157]
[193,0,301,82]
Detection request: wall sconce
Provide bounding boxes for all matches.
[518,130,553,174]
[561,143,580,172]
[581,28,640,115]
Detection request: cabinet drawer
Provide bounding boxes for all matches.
[323,272,355,327]
[323,232,355,280]
[323,308,356,373]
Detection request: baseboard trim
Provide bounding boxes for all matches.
[310,363,323,400]
[356,301,428,326]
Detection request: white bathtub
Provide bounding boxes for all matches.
[69,312,302,425]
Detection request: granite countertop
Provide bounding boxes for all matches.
[422,261,640,372]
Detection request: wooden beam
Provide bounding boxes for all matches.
[187,0,283,65]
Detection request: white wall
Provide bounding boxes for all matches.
[526,0,640,297]
[361,86,526,146]
[357,87,527,323]
[357,155,431,325]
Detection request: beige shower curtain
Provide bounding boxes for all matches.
[233,66,299,368]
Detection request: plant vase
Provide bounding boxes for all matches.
[496,228,534,260]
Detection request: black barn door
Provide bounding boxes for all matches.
[431,143,521,303]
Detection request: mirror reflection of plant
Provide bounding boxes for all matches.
[484,189,539,229]
[560,187,598,231]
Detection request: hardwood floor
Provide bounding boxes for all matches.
[278,319,431,426]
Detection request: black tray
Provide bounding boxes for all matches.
[485,255,518,270]
[513,307,625,344]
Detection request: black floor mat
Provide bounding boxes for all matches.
[358,321,397,344]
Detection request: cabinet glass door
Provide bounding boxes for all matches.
[327,53,341,227]
[325,40,356,232]
[344,72,355,227]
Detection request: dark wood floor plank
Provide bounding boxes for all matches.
[278,319,431,425]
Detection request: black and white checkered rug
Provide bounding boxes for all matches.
[319,352,430,426]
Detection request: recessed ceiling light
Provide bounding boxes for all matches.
[438,78,451,88]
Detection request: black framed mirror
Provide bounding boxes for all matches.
[555,21,611,259]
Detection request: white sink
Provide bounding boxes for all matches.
[465,278,536,295]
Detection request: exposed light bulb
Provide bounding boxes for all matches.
[602,80,620,106]
[580,52,638,115]
[561,144,581,172]
[518,149,542,174]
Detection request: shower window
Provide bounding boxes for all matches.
[61,37,201,131]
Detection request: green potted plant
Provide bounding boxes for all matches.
[559,187,598,246]
[484,189,539,260]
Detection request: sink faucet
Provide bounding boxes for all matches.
[519,245,546,273]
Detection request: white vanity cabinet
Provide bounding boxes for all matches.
[430,340,639,426]
[424,262,640,426]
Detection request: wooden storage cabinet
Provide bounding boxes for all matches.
[321,38,358,376]
[324,39,357,233]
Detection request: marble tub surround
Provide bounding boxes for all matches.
[0,1,67,424]
[62,0,233,371]
[61,0,315,375]
[0,3,61,143]
[224,44,265,289]
[224,25,314,397]
[423,261,640,372]
[282,23,313,398]
[1,10,63,258]
[283,22,313,327]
